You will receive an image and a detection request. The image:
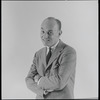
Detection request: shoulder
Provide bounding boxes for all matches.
[58,40,76,54]
[61,42,76,56]
[34,47,46,57]
[65,44,76,54]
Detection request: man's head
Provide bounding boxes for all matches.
[40,17,62,47]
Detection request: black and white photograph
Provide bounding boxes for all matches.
[2,0,98,99]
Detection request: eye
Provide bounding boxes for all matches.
[41,30,45,34]
[48,31,53,35]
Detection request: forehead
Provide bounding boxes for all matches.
[41,19,58,31]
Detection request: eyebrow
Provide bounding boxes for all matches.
[41,28,53,32]
[48,30,53,32]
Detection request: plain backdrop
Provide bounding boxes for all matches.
[2,1,98,99]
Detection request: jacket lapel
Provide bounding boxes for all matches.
[45,40,66,71]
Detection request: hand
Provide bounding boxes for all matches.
[34,75,41,83]
[44,89,53,95]
[44,90,49,95]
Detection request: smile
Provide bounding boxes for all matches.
[43,39,51,42]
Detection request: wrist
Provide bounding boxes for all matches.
[34,75,41,83]
[37,77,42,85]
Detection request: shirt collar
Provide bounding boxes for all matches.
[46,39,59,54]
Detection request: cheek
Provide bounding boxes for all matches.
[52,35,58,40]
[41,35,43,38]
[40,35,44,39]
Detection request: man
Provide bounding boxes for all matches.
[25,17,76,99]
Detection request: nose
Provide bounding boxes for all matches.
[44,33,49,39]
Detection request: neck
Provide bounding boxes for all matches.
[48,39,59,49]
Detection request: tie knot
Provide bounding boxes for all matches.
[49,47,51,51]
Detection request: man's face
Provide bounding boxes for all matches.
[40,19,61,47]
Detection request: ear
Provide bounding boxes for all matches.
[59,30,62,36]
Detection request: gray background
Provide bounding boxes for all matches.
[2,1,98,99]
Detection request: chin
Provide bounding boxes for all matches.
[42,40,52,47]
[44,43,51,47]
[45,44,50,47]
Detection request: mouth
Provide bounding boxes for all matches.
[43,39,51,42]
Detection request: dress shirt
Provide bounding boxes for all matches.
[46,39,59,54]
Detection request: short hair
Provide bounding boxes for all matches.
[46,17,62,30]
[56,18,61,30]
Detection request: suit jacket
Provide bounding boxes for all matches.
[25,40,76,99]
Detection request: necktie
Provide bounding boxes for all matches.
[46,47,52,65]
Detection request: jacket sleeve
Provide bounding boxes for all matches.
[25,53,44,95]
[38,48,76,91]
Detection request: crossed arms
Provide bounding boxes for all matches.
[25,48,76,96]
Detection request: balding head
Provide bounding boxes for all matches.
[42,17,61,31]
[40,17,62,47]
